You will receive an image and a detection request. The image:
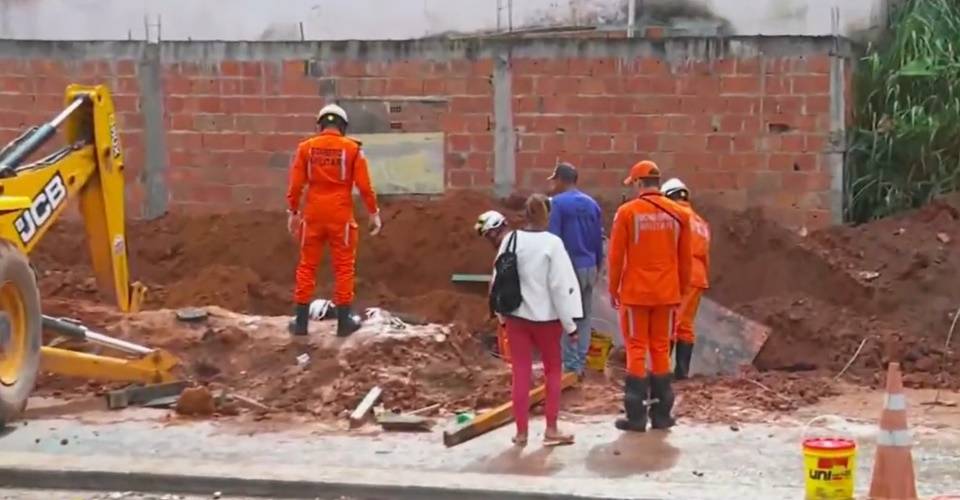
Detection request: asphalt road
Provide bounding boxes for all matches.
[0,491,358,500]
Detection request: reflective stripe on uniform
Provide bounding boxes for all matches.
[633,214,640,245]
[340,149,347,180]
[885,393,907,411]
[626,307,635,338]
[876,429,912,447]
[343,222,350,246]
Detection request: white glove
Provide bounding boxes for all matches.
[369,212,383,236]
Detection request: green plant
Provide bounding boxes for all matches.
[846,0,960,223]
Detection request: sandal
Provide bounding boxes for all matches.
[543,431,575,447]
[512,434,528,447]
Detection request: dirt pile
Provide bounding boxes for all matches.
[31,187,960,406]
[34,192,504,331]
[704,199,960,388]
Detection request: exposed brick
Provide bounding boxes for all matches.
[448,134,471,153]
[706,135,732,153]
[447,169,475,188]
[791,74,830,95]
[764,96,804,115]
[769,153,818,172]
[612,134,635,152]
[201,132,246,151]
[778,135,806,153]
[675,152,720,171]
[625,77,677,95]
[764,76,789,95]
[677,76,721,96]
[721,76,761,94]
[471,134,494,153]
[736,57,762,75]
[587,135,612,151]
[781,171,830,192]
[519,135,541,152]
[450,96,491,114]
[660,134,706,153]
[805,95,831,115]
[798,55,832,75]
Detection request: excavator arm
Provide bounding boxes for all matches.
[0,85,175,424]
[0,84,145,312]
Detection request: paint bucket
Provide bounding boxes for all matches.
[802,415,856,500]
[586,330,613,372]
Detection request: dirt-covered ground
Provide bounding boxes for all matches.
[27,191,960,423]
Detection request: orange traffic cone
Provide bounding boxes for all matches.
[868,362,918,500]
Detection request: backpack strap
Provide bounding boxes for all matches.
[506,231,518,253]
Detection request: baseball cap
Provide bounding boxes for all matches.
[547,162,578,182]
[622,160,661,186]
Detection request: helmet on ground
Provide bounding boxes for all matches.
[661,178,690,201]
[317,104,349,125]
[475,210,506,236]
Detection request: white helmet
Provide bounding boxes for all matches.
[661,178,689,200]
[475,210,506,236]
[317,103,349,125]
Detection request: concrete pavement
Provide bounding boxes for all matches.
[2,410,960,499]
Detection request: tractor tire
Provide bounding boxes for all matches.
[0,242,42,427]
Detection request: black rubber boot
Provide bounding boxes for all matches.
[614,375,649,432]
[336,304,363,337]
[674,342,694,380]
[649,374,676,430]
[288,303,309,336]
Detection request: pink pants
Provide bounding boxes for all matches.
[504,316,563,435]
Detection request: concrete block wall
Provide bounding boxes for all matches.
[0,37,853,228]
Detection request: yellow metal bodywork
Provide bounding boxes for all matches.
[0,85,145,313]
[40,347,178,384]
[0,84,176,387]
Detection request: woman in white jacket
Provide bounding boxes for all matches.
[494,194,583,447]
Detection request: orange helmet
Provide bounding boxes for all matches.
[622,160,661,186]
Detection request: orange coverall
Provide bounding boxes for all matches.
[674,201,710,343]
[608,191,692,376]
[286,128,379,306]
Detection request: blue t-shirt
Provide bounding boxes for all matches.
[548,189,604,270]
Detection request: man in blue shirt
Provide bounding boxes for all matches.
[547,162,604,377]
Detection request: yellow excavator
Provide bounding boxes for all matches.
[0,84,179,425]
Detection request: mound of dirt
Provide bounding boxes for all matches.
[31,187,960,398]
[34,192,503,332]
[705,199,960,388]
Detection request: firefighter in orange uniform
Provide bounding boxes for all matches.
[661,178,710,380]
[607,160,692,432]
[286,104,382,337]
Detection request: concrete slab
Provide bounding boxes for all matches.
[2,414,960,499]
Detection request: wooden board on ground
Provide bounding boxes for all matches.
[106,381,189,410]
[442,372,577,447]
[377,413,434,432]
[349,386,383,429]
[450,274,492,283]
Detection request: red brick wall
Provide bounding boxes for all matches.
[0,39,847,228]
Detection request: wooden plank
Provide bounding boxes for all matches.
[377,413,434,432]
[348,386,383,429]
[106,381,189,410]
[442,372,577,447]
[450,274,492,283]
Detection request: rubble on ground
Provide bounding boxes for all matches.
[29,192,960,424]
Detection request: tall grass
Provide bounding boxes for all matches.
[846,0,960,223]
